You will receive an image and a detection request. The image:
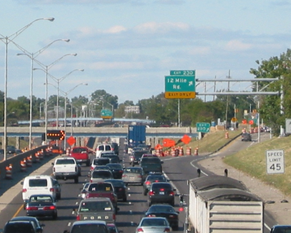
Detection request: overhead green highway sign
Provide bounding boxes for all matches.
[165,74,196,99]
[170,70,195,76]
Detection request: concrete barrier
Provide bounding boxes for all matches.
[0,146,48,180]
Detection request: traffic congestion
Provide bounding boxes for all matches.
[0,139,185,233]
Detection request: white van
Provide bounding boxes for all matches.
[22,175,57,204]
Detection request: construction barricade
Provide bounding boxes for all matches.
[5,164,12,179]
[186,147,192,156]
[179,147,184,156]
[171,148,176,157]
[194,147,199,156]
[35,152,40,163]
[175,147,179,157]
[20,159,27,172]
[225,131,229,139]
[26,156,32,167]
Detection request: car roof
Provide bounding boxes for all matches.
[10,216,39,222]
[80,197,111,202]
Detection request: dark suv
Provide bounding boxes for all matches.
[148,182,176,206]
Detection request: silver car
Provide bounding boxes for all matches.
[136,217,171,233]
[122,167,144,186]
[90,169,113,183]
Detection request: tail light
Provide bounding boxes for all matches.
[179,207,184,212]
[26,206,38,210]
[160,188,165,191]
[169,215,176,218]
[169,191,175,196]
[22,188,27,193]
[43,206,56,210]
[149,191,154,196]
[148,214,156,217]
[90,166,94,170]
[76,215,80,220]
[137,228,144,232]
[145,181,151,185]
[113,213,116,220]
[138,175,142,178]
[122,174,127,177]
[50,188,55,192]
[90,179,93,183]
[155,180,159,182]
[164,227,171,232]
[119,170,123,173]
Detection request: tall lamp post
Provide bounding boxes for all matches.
[33,53,77,143]
[63,83,88,149]
[51,68,84,129]
[0,17,54,160]
[16,39,70,149]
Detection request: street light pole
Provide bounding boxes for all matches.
[52,68,84,129]
[33,53,77,143]
[17,39,70,149]
[0,17,54,160]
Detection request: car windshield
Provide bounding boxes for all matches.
[124,168,141,174]
[149,206,175,213]
[88,183,113,192]
[141,219,168,226]
[72,148,87,153]
[92,171,112,179]
[79,201,112,212]
[71,224,108,233]
[5,222,34,233]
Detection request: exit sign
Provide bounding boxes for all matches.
[170,70,195,76]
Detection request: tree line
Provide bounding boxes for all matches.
[1,49,291,135]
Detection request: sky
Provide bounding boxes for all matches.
[0,0,291,105]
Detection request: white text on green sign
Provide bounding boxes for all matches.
[196,122,210,133]
[165,75,195,92]
[170,70,195,76]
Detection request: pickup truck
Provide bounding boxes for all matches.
[52,157,80,183]
[69,146,91,166]
[75,198,116,223]
[85,182,118,213]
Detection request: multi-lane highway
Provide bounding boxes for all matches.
[0,134,277,233]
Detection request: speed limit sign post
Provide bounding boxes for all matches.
[266,150,284,174]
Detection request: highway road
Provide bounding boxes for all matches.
[0,134,277,233]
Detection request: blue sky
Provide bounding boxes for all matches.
[0,0,291,104]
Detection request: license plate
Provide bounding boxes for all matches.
[159,192,165,195]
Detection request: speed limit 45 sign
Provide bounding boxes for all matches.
[266,150,284,174]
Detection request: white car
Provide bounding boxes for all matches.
[96,144,113,158]
[136,217,171,233]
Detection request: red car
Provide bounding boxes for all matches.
[70,146,91,166]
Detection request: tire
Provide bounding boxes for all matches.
[173,225,179,231]
[53,212,58,220]
[57,193,61,200]
[74,177,79,183]
[143,190,147,196]
[86,161,90,167]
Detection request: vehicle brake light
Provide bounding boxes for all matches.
[26,206,38,210]
[160,188,165,191]
[22,188,27,193]
[169,191,175,196]
[76,215,80,220]
[149,191,154,196]
[155,180,159,182]
[90,166,94,170]
[137,228,144,232]
[148,214,156,217]
[50,188,55,192]
[43,206,56,210]
[145,181,151,185]
[164,227,171,232]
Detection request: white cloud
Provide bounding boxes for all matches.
[225,40,253,51]
[134,22,189,34]
[105,25,127,34]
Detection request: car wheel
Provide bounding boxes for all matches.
[143,190,147,196]
[173,225,179,231]
[74,177,79,183]
[53,212,58,220]
[57,193,61,200]
[86,161,90,167]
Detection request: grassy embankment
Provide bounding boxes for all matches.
[173,130,291,197]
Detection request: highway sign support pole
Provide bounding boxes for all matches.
[178,99,180,127]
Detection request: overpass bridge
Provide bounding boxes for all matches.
[0,126,198,138]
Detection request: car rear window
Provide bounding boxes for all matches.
[141,158,161,164]
[56,159,75,164]
[105,145,112,151]
[80,200,112,212]
[5,222,34,233]
[72,224,108,233]
[29,179,48,187]
[93,159,110,165]
[124,168,141,173]
[152,183,172,191]
[92,171,112,179]
[30,195,53,203]
[88,183,113,192]
[141,218,168,226]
